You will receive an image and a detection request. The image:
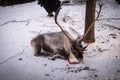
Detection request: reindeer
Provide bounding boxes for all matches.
[31,3,102,64]
[31,30,85,63]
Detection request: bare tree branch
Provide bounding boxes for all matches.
[95,3,103,20]
[0,49,25,66]
[0,19,30,27]
[98,18,120,21]
[104,23,120,30]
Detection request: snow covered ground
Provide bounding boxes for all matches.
[0,1,120,80]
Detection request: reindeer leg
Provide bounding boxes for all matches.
[48,53,66,60]
[34,45,41,56]
[48,48,68,60]
[48,55,55,60]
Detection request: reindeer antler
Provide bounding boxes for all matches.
[79,3,103,42]
[54,3,103,54]
[54,7,73,42]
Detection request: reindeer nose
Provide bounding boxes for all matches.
[68,53,80,64]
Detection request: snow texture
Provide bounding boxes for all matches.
[0,1,120,80]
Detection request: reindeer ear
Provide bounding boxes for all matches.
[78,37,83,46]
[79,40,82,45]
[76,35,82,41]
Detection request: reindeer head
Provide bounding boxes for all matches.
[70,38,88,61]
[54,4,102,62]
[54,7,88,61]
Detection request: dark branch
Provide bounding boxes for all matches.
[104,23,120,30]
[98,18,120,21]
[0,49,25,66]
[95,3,103,20]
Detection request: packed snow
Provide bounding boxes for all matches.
[0,0,120,80]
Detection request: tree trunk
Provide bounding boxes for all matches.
[84,0,96,43]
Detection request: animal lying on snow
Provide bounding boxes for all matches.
[31,7,89,64]
[31,30,87,64]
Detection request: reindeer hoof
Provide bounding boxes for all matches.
[48,57,56,60]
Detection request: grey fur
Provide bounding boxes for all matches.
[31,30,83,60]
